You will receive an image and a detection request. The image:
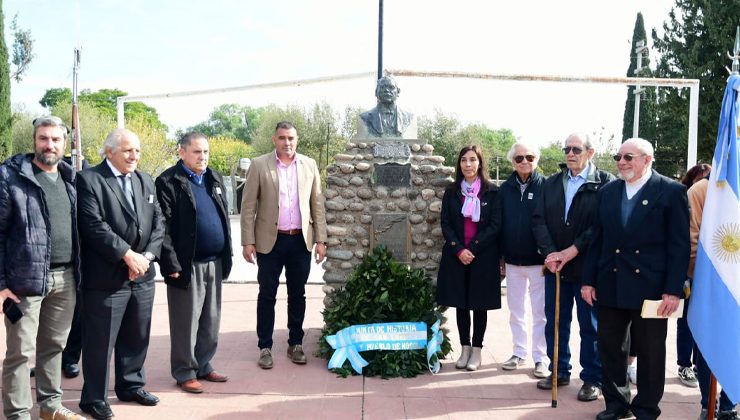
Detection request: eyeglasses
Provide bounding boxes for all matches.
[562,146,584,155]
[514,155,536,163]
[612,153,645,162]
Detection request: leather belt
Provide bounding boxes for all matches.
[277,229,302,236]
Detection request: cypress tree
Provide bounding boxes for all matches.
[621,13,657,144]
[0,0,12,160]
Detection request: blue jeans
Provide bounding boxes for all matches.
[544,272,601,385]
[696,347,735,411]
[676,278,696,368]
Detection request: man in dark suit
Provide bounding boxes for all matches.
[156,132,232,393]
[582,138,689,420]
[77,129,165,420]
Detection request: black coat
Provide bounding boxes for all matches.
[76,162,165,290]
[583,171,689,310]
[155,162,233,289]
[0,154,81,296]
[532,164,615,283]
[436,182,502,310]
[500,170,545,266]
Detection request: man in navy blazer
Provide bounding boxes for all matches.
[76,129,165,420]
[582,138,689,420]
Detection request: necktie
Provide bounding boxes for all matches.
[118,175,135,212]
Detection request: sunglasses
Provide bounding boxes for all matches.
[514,155,536,163]
[562,146,584,155]
[612,153,645,162]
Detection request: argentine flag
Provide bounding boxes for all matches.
[688,74,740,402]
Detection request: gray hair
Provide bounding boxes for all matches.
[32,115,68,140]
[564,132,593,150]
[622,137,655,167]
[506,142,540,165]
[99,128,140,158]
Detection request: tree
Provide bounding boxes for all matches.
[621,12,657,143]
[39,87,167,133]
[0,0,11,160]
[189,104,263,143]
[652,1,740,177]
[9,14,34,82]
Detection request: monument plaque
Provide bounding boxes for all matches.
[371,214,411,262]
[373,163,411,188]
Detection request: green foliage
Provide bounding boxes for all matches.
[318,246,451,378]
[40,87,167,133]
[622,12,657,143]
[652,1,740,178]
[418,110,516,181]
[207,135,256,175]
[50,99,173,176]
[9,14,33,83]
[189,104,263,143]
[0,0,11,161]
[10,104,33,154]
[251,102,347,170]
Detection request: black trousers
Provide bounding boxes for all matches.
[79,280,155,405]
[598,305,667,420]
[62,291,83,366]
[256,233,311,349]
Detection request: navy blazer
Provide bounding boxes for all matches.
[583,170,690,310]
[77,162,165,290]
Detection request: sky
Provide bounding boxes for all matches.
[4,0,683,149]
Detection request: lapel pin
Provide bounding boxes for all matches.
[642,200,648,205]
[148,194,154,204]
[215,186,222,195]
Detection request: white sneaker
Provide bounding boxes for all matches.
[678,365,699,388]
[533,362,549,378]
[628,363,637,385]
[501,355,525,371]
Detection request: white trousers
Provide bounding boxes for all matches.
[505,264,548,363]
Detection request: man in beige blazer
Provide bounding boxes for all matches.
[241,121,327,369]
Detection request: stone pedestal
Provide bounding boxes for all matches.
[322,139,454,299]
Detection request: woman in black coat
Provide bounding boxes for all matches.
[436,145,502,371]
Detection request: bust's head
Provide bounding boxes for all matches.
[375,76,400,105]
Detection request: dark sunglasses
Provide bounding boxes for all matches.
[514,155,536,163]
[612,153,645,162]
[562,146,583,155]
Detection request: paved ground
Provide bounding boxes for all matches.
[1,280,707,420]
[0,217,712,419]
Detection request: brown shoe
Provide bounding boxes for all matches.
[179,378,204,394]
[259,348,273,369]
[39,406,86,420]
[198,371,228,382]
[287,344,307,364]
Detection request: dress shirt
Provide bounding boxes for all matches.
[564,163,590,219]
[275,151,302,230]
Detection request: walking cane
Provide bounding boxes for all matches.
[552,269,561,408]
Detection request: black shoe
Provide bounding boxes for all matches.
[30,367,35,377]
[577,382,602,401]
[595,408,633,420]
[117,388,159,406]
[80,401,114,420]
[536,374,570,389]
[63,363,80,378]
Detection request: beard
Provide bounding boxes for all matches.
[35,150,61,166]
[618,170,635,181]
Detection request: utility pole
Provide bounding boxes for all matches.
[377,0,384,79]
[632,40,648,138]
[70,48,82,171]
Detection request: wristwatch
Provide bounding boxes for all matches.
[143,252,156,262]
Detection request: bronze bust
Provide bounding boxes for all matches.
[358,76,416,139]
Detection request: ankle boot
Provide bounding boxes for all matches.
[456,345,472,369]
[466,347,482,371]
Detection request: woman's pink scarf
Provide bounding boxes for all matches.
[460,177,481,222]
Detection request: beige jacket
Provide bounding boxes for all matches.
[687,178,707,278]
[240,152,327,254]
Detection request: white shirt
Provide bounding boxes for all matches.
[625,169,652,199]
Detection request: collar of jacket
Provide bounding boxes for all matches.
[11,153,75,186]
